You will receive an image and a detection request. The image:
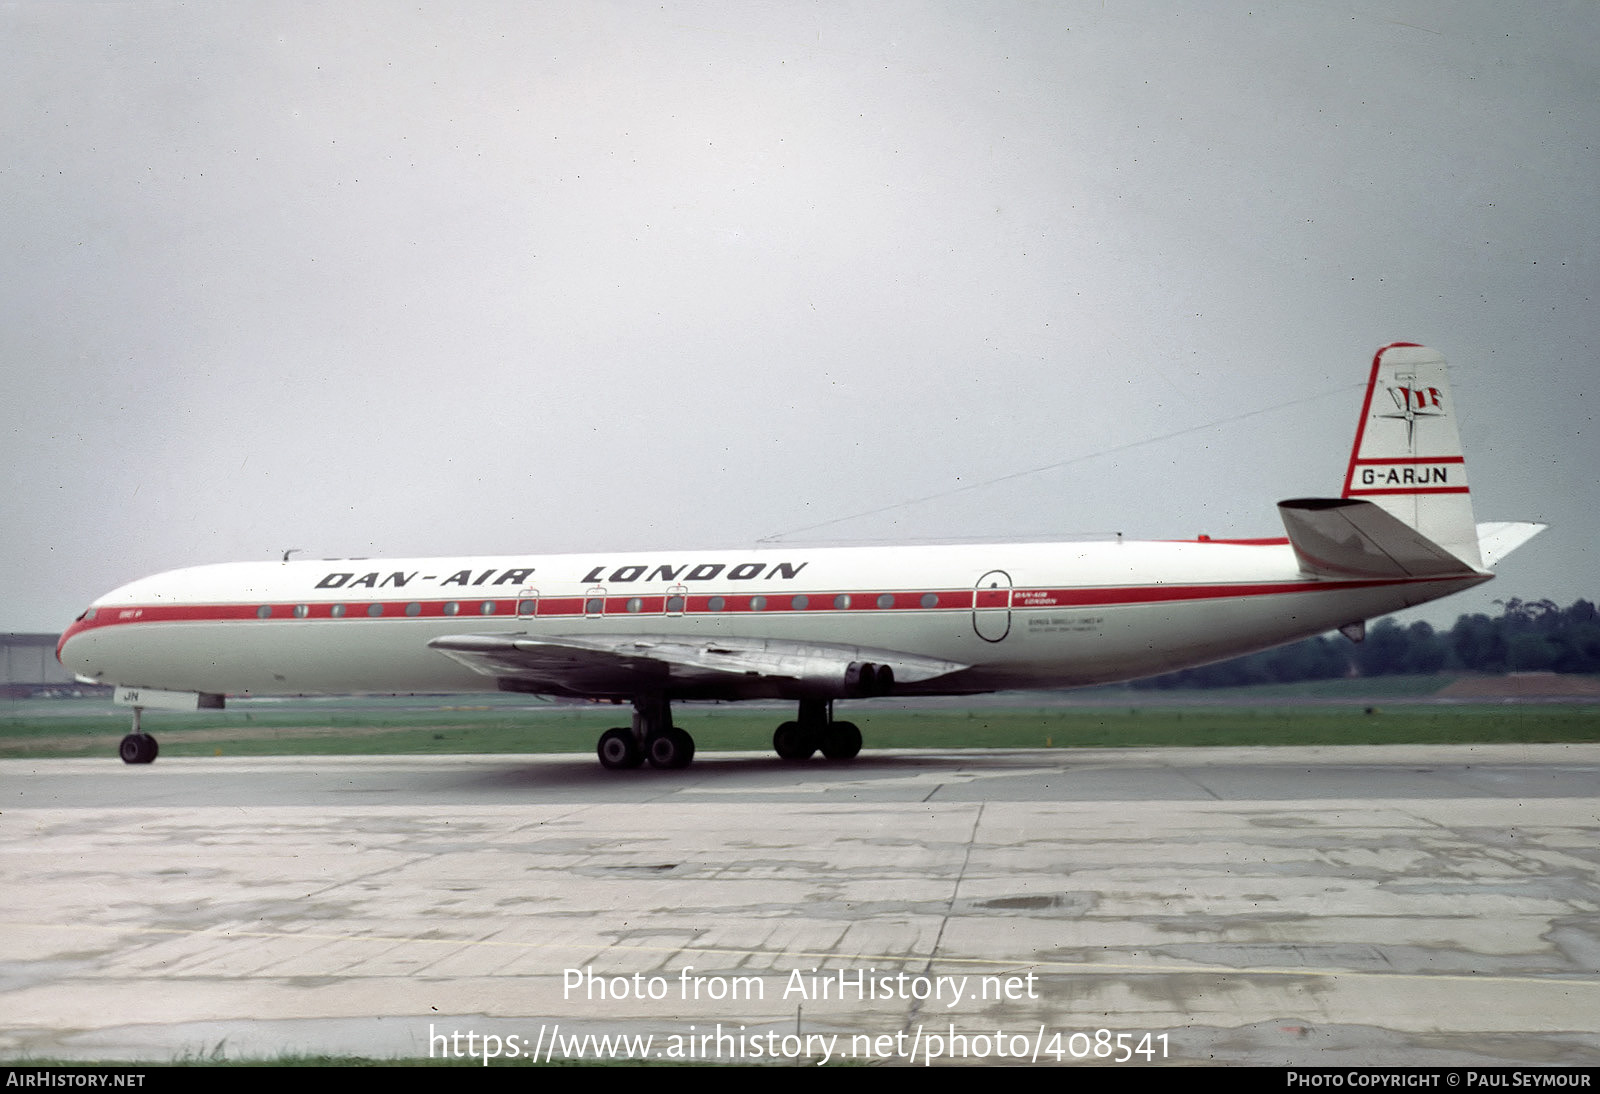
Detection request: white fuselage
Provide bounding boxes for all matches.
[57,538,1487,699]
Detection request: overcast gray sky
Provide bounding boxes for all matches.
[3,1,1594,634]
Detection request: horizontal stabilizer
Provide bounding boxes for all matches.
[1278,498,1480,579]
[1475,521,1547,568]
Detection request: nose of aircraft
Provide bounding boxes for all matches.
[57,610,96,677]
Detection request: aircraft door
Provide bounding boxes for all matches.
[973,570,1012,642]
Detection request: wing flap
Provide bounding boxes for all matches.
[429,632,968,700]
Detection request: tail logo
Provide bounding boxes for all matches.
[1378,375,1446,449]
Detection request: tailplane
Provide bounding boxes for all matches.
[1341,343,1481,568]
[1278,498,1481,580]
[1475,521,1546,569]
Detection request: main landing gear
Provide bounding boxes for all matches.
[118,706,158,765]
[773,698,861,762]
[597,696,695,771]
[593,696,865,770]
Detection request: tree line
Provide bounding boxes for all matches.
[1133,599,1600,689]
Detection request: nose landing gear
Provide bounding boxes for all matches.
[118,706,158,764]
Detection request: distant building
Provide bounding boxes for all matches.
[2,633,99,697]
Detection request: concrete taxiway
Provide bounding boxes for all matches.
[3,745,1598,1066]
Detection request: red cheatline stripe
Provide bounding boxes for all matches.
[60,572,1481,650]
[1169,537,1291,545]
[1005,575,1469,608]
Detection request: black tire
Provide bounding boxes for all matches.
[821,720,862,761]
[646,728,695,770]
[672,728,695,767]
[119,734,157,765]
[597,728,643,770]
[773,721,817,761]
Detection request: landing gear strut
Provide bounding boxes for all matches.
[118,706,158,765]
[773,699,861,762]
[596,695,695,771]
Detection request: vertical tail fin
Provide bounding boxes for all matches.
[1341,343,1482,569]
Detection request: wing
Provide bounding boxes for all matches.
[427,632,969,701]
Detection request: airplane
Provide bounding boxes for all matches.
[57,344,1543,771]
